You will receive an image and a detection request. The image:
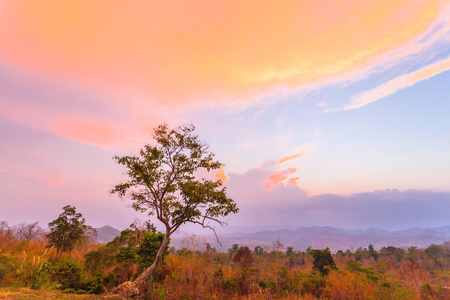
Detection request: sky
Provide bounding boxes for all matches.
[1,0,450,233]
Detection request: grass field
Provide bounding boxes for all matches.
[0,288,121,300]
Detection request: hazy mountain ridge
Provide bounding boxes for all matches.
[94,225,450,251]
[94,225,121,243]
[214,226,450,251]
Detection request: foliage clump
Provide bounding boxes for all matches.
[312,248,336,275]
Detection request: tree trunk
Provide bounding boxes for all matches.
[112,230,171,298]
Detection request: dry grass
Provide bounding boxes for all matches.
[0,287,120,299]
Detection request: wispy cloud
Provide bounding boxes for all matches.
[253,109,266,118]
[337,56,450,111]
[278,148,308,164]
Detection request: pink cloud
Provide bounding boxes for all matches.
[23,170,68,190]
[0,63,164,150]
[53,117,128,148]
[41,173,68,189]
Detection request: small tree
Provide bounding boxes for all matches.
[46,205,91,260]
[312,248,336,275]
[111,123,238,296]
[14,222,44,241]
[233,246,253,266]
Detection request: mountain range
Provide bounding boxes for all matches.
[94,225,450,252]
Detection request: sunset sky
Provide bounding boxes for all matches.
[1,0,450,233]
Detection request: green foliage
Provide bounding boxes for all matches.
[368,244,379,261]
[49,261,85,291]
[83,225,170,290]
[29,259,51,290]
[380,246,404,262]
[137,232,169,269]
[425,244,444,260]
[46,206,93,259]
[312,248,336,275]
[346,260,379,282]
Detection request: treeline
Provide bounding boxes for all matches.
[1,218,450,299]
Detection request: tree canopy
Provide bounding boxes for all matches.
[111,123,238,296]
[312,248,336,275]
[47,205,92,259]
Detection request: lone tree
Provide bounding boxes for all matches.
[111,123,238,296]
[47,205,92,260]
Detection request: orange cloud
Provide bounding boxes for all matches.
[265,167,297,190]
[0,0,444,108]
[278,148,308,164]
[287,177,300,187]
[340,56,450,110]
[1,0,448,152]
[214,168,228,182]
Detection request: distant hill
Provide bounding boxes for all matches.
[169,226,450,251]
[210,226,450,251]
[94,225,120,243]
